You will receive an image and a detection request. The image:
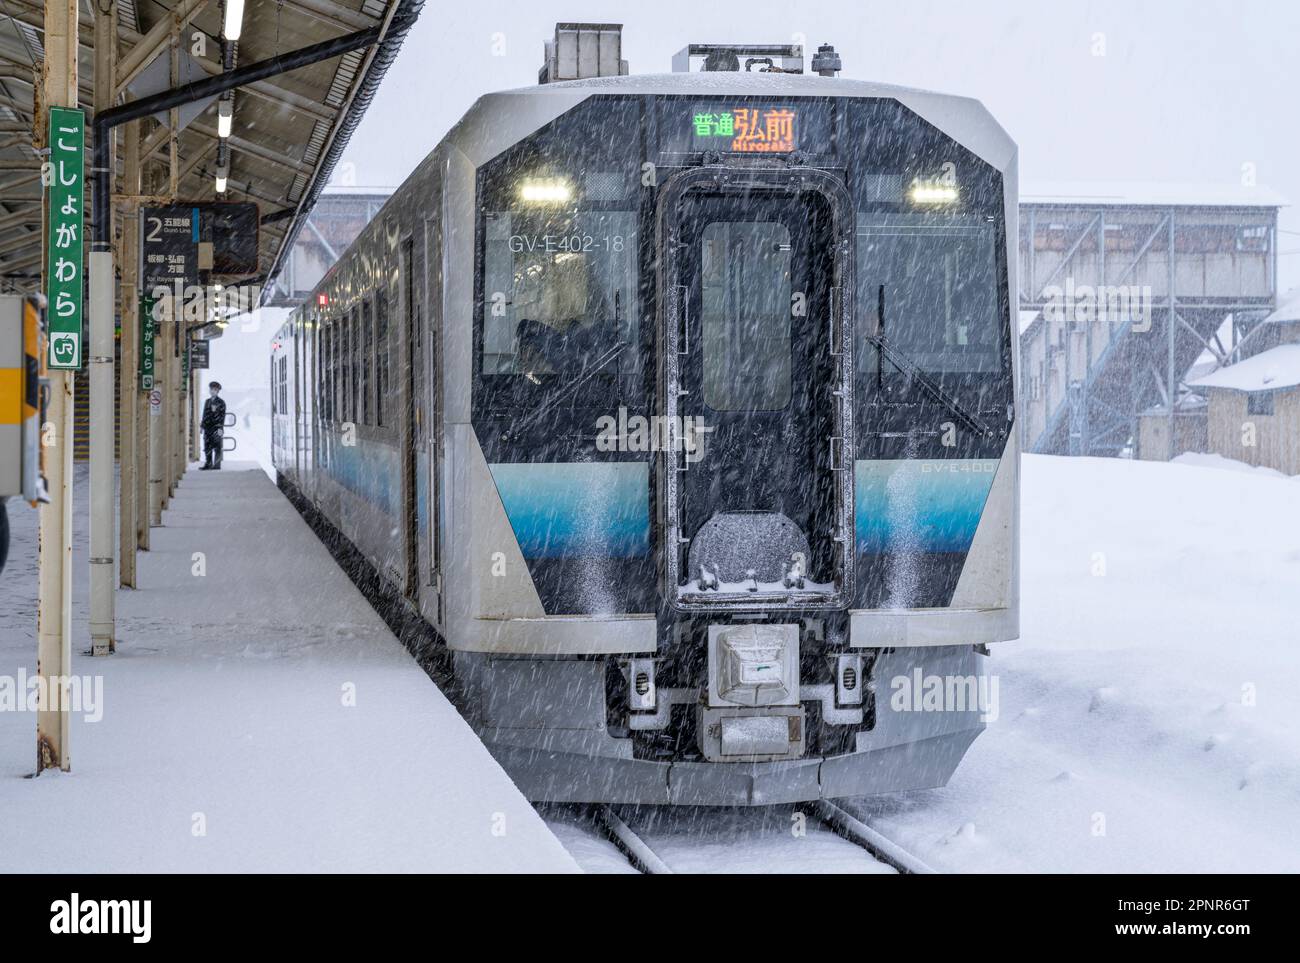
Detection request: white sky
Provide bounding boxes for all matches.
[337,0,1299,289]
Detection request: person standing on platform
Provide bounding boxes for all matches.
[200,381,227,471]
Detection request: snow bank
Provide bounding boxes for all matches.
[1173,452,1299,480]
[846,453,1300,872]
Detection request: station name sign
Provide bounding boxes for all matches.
[45,107,85,370]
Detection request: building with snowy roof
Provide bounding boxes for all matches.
[264,187,398,306]
[1185,307,1300,474]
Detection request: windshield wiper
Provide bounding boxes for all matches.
[866,332,997,440]
[507,340,629,437]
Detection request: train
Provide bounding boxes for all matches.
[271,26,1019,805]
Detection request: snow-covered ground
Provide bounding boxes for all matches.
[0,464,576,873]
[2,449,1296,873]
[844,453,1300,873]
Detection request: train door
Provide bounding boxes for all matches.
[293,320,303,478]
[424,207,442,622]
[399,239,419,601]
[660,169,855,608]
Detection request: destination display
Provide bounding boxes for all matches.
[690,105,799,153]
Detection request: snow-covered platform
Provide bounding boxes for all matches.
[0,463,576,872]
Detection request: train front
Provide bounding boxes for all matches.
[448,73,1018,804]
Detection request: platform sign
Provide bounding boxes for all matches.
[141,202,259,292]
[188,339,209,370]
[141,205,200,294]
[139,292,158,390]
[45,106,85,370]
[202,203,260,275]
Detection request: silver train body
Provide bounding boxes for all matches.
[272,68,1020,805]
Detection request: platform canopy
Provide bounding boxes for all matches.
[0,0,420,296]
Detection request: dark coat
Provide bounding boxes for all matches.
[201,396,226,437]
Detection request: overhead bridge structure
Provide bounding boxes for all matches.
[1016,184,1283,458]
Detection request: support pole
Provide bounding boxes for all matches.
[1166,208,1177,460]
[88,251,114,654]
[190,367,200,462]
[136,294,150,547]
[162,310,173,503]
[161,31,178,508]
[119,118,140,583]
[36,0,77,773]
[88,0,117,656]
[149,306,165,525]
[171,312,183,489]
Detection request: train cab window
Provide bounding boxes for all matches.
[856,212,1002,378]
[700,221,793,412]
[481,208,638,387]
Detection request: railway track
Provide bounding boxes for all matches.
[544,802,936,875]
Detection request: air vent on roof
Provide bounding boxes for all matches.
[539,23,628,84]
[671,44,804,73]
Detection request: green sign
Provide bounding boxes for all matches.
[45,106,85,370]
[139,293,157,390]
[692,111,735,138]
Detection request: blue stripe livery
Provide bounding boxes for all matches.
[489,462,651,559]
[855,459,998,555]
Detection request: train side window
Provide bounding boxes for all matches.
[342,310,352,424]
[339,310,347,424]
[321,317,331,423]
[330,315,340,423]
[375,288,389,428]
[328,317,336,423]
[361,299,373,426]
[315,320,322,422]
[349,305,360,425]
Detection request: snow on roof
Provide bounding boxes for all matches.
[1021,180,1288,209]
[319,184,397,197]
[1018,309,1041,336]
[1263,287,1300,324]
[1190,344,1300,393]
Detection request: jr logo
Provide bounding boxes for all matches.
[51,332,79,366]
